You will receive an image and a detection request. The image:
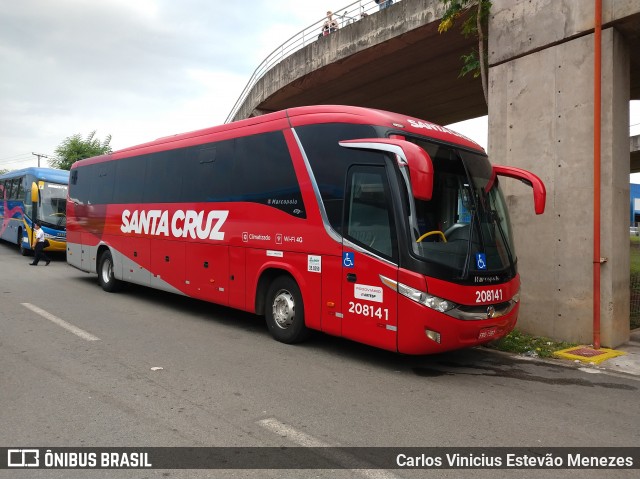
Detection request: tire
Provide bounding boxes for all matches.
[98,250,121,292]
[265,276,311,344]
[18,229,30,256]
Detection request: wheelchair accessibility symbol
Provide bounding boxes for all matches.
[476,253,487,270]
[343,252,355,268]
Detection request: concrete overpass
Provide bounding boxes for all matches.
[231,0,640,124]
[231,0,640,348]
[231,0,484,126]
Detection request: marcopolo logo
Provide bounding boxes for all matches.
[120,209,229,240]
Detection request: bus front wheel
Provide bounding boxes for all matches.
[18,229,30,256]
[98,250,121,292]
[265,276,311,344]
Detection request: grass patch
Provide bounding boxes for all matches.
[487,329,578,358]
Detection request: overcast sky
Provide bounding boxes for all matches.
[0,0,638,172]
[0,0,327,169]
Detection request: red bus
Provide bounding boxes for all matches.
[67,105,545,354]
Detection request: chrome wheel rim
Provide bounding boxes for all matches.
[272,289,295,330]
[101,258,112,284]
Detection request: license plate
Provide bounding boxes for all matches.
[478,326,499,340]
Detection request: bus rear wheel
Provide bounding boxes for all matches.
[98,250,121,292]
[265,276,311,344]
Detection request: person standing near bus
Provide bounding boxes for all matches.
[29,222,50,266]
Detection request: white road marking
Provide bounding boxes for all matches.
[21,303,100,342]
[257,418,400,479]
[258,418,330,447]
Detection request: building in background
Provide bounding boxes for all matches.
[631,183,640,228]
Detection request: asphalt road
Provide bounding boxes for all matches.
[0,240,638,479]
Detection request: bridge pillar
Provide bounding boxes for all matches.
[488,7,630,347]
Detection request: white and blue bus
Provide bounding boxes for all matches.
[0,167,69,255]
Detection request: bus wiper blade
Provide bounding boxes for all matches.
[460,208,477,280]
[490,208,515,274]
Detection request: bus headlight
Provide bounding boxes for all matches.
[424,295,458,313]
[397,283,457,312]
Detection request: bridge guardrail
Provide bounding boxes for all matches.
[225,0,401,123]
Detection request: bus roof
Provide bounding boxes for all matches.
[285,105,484,152]
[0,167,69,184]
[72,105,484,168]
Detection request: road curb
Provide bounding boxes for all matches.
[478,345,640,381]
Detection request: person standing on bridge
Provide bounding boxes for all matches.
[375,0,393,10]
[322,11,339,36]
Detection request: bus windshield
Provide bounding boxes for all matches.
[404,139,516,280]
[38,182,68,228]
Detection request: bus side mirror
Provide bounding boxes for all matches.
[492,165,546,215]
[31,182,40,204]
[338,138,434,200]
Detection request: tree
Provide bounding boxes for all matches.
[0,169,9,175]
[49,131,112,170]
[438,0,492,105]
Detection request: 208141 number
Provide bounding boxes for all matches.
[348,302,389,321]
[475,289,503,303]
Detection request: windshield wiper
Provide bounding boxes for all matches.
[459,207,477,280]
[490,208,516,276]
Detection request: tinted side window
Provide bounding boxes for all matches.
[1,180,10,199]
[344,166,397,260]
[68,131,303,217]
[91,162,116,204]
[15,176,24,201]
[181,139,235,203]
[114,156,146,203]
[69,169,89,204]
[295,123,382,231]
[144,149,184,203]
[6,179,16,199]
[234,132,305,218]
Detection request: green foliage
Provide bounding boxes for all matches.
[459,51,481,78]
[49,131,112,170]
[0,169,9,175]
[438,0,491,103]
[488,329,577,359]
[439,0,491,37]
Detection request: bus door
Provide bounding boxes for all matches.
[341,165,399,352]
